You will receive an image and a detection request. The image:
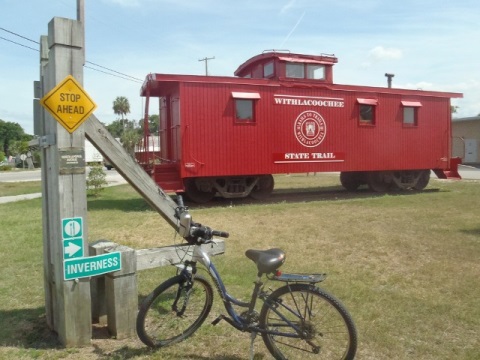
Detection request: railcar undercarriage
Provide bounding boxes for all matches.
[183,175,274,203]
[182,170,433,203]
[340,170,431,192]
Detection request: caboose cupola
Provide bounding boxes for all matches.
[234,50,337,83]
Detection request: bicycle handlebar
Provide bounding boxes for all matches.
[190,224,229,242]
[175,195,230,243]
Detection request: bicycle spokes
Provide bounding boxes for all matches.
[172,281,193,317]
[260,284,357,359]
[137,275,214,348]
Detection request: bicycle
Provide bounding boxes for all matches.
[136,196,357,359]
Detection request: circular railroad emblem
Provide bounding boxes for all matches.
[294,110,326,147]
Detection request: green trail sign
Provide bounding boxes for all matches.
[62,217,83,239]
[63,238,83,259]
[63,252,121,280]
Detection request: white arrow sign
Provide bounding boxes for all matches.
[65,241,82,258]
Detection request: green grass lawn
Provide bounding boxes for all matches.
[0,174,479,359]
[0,181,41,197]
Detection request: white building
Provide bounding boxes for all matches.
[452,116,480,164]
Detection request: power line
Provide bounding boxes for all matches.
[0,27,143,83]
[84,65,143,83]
[0,36,39,52]
[85,61,143,82]
[0,27,39,44]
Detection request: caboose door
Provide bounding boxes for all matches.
[159,95,181,162]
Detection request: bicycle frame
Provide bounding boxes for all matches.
[177,243,317,338]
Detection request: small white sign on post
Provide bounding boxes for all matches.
[62,217,84,260]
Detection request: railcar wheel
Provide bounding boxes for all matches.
[184,178,216,203]
[413,170,430,190]
[250,175,274,200]
[367,171,390,192]
[340,172,362,191]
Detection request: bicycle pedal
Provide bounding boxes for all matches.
[211,315,225,326]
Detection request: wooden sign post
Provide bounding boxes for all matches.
[37,1,93,346]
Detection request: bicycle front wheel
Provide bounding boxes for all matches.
[260,283,357,360]
[136,274,213,348]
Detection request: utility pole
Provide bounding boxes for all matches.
[198,56,215,76]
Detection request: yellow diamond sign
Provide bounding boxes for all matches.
[40,75,97,133]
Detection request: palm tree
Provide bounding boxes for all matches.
[112,96,131,132]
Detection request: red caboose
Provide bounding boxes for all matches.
[138,51,462,202]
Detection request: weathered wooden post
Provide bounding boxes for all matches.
[37,0,94,346]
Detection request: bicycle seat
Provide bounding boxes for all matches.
[245,248,286,275]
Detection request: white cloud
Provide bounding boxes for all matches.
[449,80,480,117]
[360,61,371,68]
[369,46,403,61]
[281,0,296,14]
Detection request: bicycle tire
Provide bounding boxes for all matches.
[259,283,357,360]
[136,274,213,348]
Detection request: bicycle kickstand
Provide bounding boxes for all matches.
[249,331,257,360]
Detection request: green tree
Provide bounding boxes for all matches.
[0,119,26,156]
[106,118,140,138]
[121,129,141,157]
[112,96,130,132]
[138,114,159,135]
[9,139,29,156]
[105,119,124,138]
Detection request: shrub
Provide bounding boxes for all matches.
[86,164,108,196]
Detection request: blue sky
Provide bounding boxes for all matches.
[1,0,479,134]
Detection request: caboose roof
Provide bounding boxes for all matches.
[234,51,338,77]
[141,72,462,100]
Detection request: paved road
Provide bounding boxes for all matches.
[0,168,127,184]
[0,169,42,182]
[456,165,480,180]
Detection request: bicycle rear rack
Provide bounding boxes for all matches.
[271,272,327,283]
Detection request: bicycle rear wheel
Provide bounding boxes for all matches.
[136,274,213,348]
[260,283,357,360]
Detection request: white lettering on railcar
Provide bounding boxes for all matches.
[274,94,345,108]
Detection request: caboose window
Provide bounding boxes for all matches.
[357,98,378,125]
[264,61,274,78]
[232,92,260,123]
[235,99,254,121]
[403,107,416,125]
[307,64,325,80]
[286,62,304,78]
[401,101,422,126]
[359,105,375,124]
